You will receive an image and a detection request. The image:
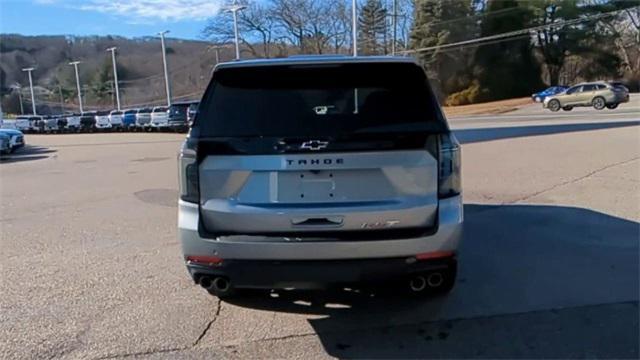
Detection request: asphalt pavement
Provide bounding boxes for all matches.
[1,98,638,359]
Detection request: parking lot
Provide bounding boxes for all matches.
[1,99,639,359]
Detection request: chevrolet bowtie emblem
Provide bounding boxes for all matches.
[300,140,329,151]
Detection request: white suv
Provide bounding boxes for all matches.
[150,106,169,130]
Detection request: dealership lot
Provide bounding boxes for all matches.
[1,102,639,359]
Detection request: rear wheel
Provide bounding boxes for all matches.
[592,96,606,110]
[548,99,561,112]
[562,106,573,111]
[606,103,619,110]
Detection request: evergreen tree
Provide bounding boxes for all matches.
[359,0,388,55]
[91,60,113,104]
[410,0,474,98]
[473,0,543,101]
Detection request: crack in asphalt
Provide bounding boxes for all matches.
[511,156,640,204]
[95,298,222,359]
[193,298,222,347]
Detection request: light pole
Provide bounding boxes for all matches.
[11,84,24,115]
[106,47,121,110]
[207,45,223,76]
[212,46,221,64]
[391,0,397,56]
[224,4,247,60]
[57,85,65,113]
[158,30,172,107]
[21,68,37,115]
[69,61,83,113]
[352,0,358,57]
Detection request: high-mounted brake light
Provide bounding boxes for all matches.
[438,133,461,199]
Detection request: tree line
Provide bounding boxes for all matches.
[203,0,640,105]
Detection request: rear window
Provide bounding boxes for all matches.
[138,109,151,114]
[196,62,445,138]
[153,107,168,113]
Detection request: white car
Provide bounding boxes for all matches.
[1,119,17,130]
[14,116,31,132]
[95,111,112,130]
[44,117,59,133]
[66,114,81,132]
[108,110,124,130]
[29,116,45,133]
[135,108,152,130]
[150,106,169,130]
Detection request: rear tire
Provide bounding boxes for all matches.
[548,99,561,112]
[606,103,619,110]
[592,96,606,110]
[562,106,573,111]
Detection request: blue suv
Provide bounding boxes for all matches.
[122,109,137,130]
[532,86,568,103]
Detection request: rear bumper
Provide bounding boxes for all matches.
[187,255,456,289]
[179,195,463,282]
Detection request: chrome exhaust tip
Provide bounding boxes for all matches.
[427,272,444,288]
[199,276,213,289]
[212,277,231,294]
[409,275,427,292]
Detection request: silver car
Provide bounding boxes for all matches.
[178,56,463,298]
[135,108,152,129]
[543,81,630,111]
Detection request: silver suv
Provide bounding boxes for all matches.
[178,56,463,298]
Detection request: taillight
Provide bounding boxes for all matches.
[438,133,461,199]
[178,140,199,203]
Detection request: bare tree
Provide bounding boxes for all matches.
[601,7,640,76]
[202,0,278,58]
[270,0,347,54]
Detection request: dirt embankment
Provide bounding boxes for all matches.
[443,97,532,117]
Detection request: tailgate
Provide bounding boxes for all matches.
[199,150,438,235]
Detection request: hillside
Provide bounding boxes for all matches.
[0,34,236,113]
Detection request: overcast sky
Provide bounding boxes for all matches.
[0,0,225,40]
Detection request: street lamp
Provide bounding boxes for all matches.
[10,84,24,115]
[352,0,358,57]
[68,61,83,113]
[391,0,397,56]
[158,30,172,107]
[21,67,37,115]
[224,3,247,60]
[106,47,121,110]
[209,45,222,65]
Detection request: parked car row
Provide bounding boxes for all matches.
[11,101,199,134]
[533,81,630,112]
